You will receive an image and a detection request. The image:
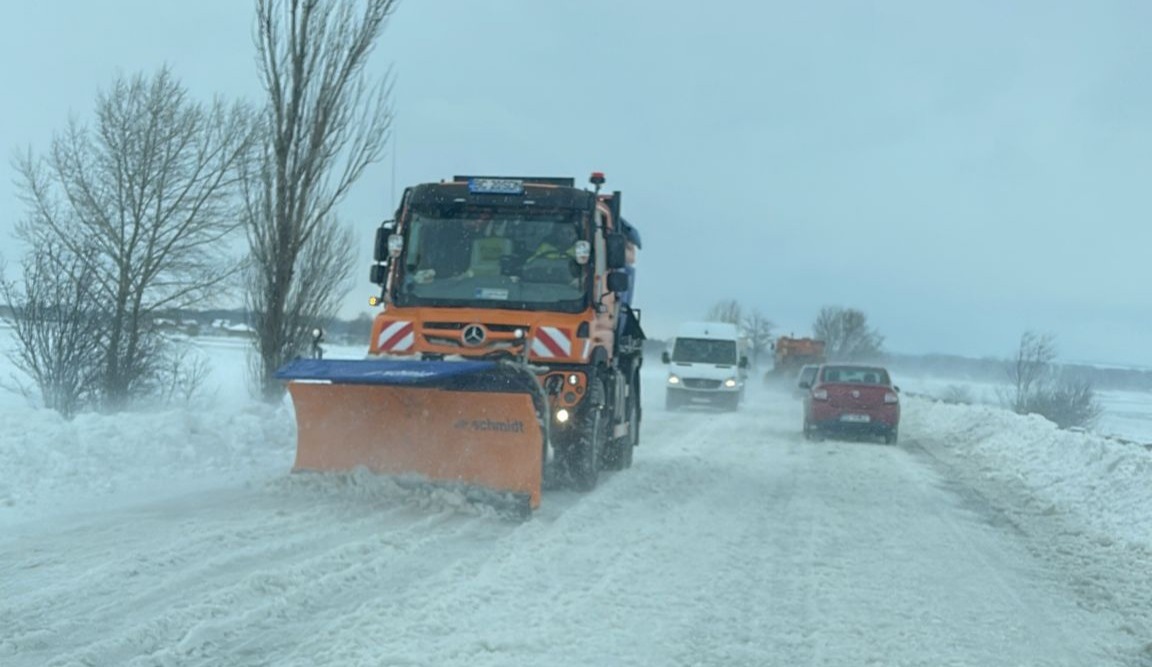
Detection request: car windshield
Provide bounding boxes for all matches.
[819,366,890,385]
[672,338,737,364]
[395,207,587,312]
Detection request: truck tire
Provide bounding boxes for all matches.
[602,379,638,471]
[569,379,608,491]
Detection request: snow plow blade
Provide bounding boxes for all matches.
[275,359,546,512]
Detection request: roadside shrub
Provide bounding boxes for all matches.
[939,384,974,405]
[1018,376,1103,430]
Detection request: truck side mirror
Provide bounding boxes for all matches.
[661,351,670,364]
[373,225,391,262]
[369,263,388,285]
[606,270,630,294]
[739,356,749,369]
[605,233,627,270]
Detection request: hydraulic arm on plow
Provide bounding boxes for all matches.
[277,173,645,514]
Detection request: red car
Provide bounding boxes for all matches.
[801,364,901,443]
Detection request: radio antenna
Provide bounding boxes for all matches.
[389,115,398,210]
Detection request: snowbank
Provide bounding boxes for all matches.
[0,402,295,524]
[904,397,1152,549]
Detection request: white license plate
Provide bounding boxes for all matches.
[840,414,871,423]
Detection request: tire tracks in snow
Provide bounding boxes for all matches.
[0,482,514,667]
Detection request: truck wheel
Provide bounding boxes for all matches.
[603,382,638,471]
[624,383,639,464]
[569,379,608,491]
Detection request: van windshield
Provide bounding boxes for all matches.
[672,338,737,364]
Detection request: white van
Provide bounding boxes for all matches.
[661,321,749,410]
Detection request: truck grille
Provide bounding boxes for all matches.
[422,322,525,333]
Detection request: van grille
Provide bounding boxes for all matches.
[683,379,722,390]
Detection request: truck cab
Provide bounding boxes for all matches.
[361,173,645,492]
[662,321,748,411]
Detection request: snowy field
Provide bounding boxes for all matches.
[889,372,1152,445]
[2,329,1152,665]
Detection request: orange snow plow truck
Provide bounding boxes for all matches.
[276,173,645,515]
[772,336,826,375]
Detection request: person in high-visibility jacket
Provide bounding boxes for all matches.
[523,225,580,286]
[526,225,578,263]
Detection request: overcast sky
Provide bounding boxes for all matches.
[2,1,1150,366]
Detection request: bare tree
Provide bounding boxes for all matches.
[152,346,213,405]
[0,247,104,418]
[742,310,775,367]
[245,0,397,401]
[706,299,743,325]
[1005,331,1101,429]
[12,67,254,410]
[1007,330,1056,413]
[812,306,884,361]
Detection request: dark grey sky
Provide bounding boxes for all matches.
[3,1,1150,365]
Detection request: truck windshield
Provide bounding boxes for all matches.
[394,206,588,312]
[673,338,737,365]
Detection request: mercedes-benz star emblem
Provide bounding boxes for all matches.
[462,324,486,346]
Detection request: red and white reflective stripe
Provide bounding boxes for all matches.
[377,320,414,352]
[532,326,572,358]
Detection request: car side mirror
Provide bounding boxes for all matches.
[799,381,811,389]
[894,385,901,393]
[661,351,670,364]
[606,270,630,294]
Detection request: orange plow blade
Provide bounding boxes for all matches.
[277,359,546,511]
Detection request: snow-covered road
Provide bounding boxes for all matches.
[1,379,1148,666]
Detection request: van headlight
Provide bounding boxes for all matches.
[724,378,737,388]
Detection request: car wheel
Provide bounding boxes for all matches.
[803,420,817,441]
[884,427,899,445]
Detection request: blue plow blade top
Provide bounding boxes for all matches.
[275,358,503,386]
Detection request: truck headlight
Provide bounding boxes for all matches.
[724,378,737,388]
[667,375,680,385]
